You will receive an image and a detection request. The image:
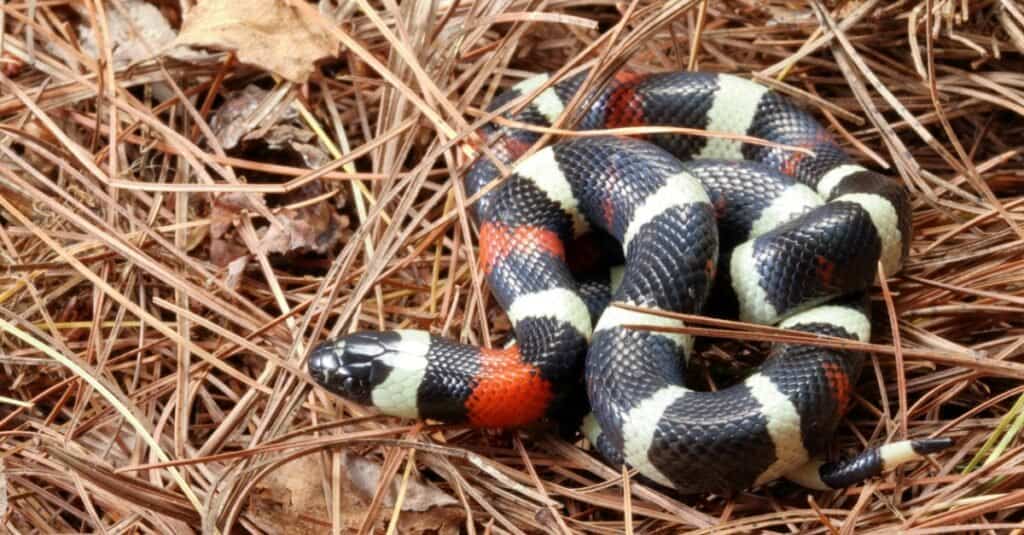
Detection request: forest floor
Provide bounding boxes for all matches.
[2,0,1024,533]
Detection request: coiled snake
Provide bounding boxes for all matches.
[307,70,952,494]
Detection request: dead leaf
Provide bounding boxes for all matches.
[209,192,266,267]
[209,192,267,239]
[210,85,272,150]
[251,456,329,535]
[343,453,462,534]
[74,0,201,68]
[208,182,347,268]
[261,124,316,147]
[0,182,39,224]
[252,454,462,535]
[257,124,331,168]
[344,453,459,512]
[210,238,249,268]
[259,182,347,256]
[174,0,341,83]
[286,137,332,169]
[210,85,304,150]
[225,256,248,289]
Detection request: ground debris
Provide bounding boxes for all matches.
[174,0,342,83]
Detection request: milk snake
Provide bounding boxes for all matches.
[307,69,952,494]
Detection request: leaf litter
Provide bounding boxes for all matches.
[250,454,462,534]
[2,0,1024,533]
[173,0,342,83]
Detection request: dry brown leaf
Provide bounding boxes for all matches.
[1,51,25,77]
[251,456,329,535]
[225,256,248,289]
[344,453,459,512]
[174,0,341,83]
[210,85,303,150]
[252,455,462,535]
[209,84,330,166]
[72,0,207,70]
[208,183,346,266]
[210,192,267,239]
[342,453,463,534]
[209,239,249,268]
[209,192,265,267]
[259,182,347,256]
[285,138,332,169]
[0,182,39,223]
[259,124,332,168]
[210,85,273,150]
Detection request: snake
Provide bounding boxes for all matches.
[307,69,952,494]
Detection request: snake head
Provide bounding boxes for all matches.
[307,331,431,411]
[307,332,393,404]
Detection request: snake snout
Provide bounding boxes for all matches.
[307,338,375,404]
[307,341,343,384]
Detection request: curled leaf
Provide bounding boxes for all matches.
[174,0,341,83]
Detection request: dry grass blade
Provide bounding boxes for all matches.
[2,0,1024,533]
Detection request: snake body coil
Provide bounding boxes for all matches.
[308,70,951,494]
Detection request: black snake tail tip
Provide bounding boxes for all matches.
[912,437,955,455]
[812,437,955,490]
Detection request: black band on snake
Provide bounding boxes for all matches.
[307,69,953,494]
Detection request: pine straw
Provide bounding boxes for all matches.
[2,0,1024,533]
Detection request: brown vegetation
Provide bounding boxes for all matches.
[2,0,1024,532]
